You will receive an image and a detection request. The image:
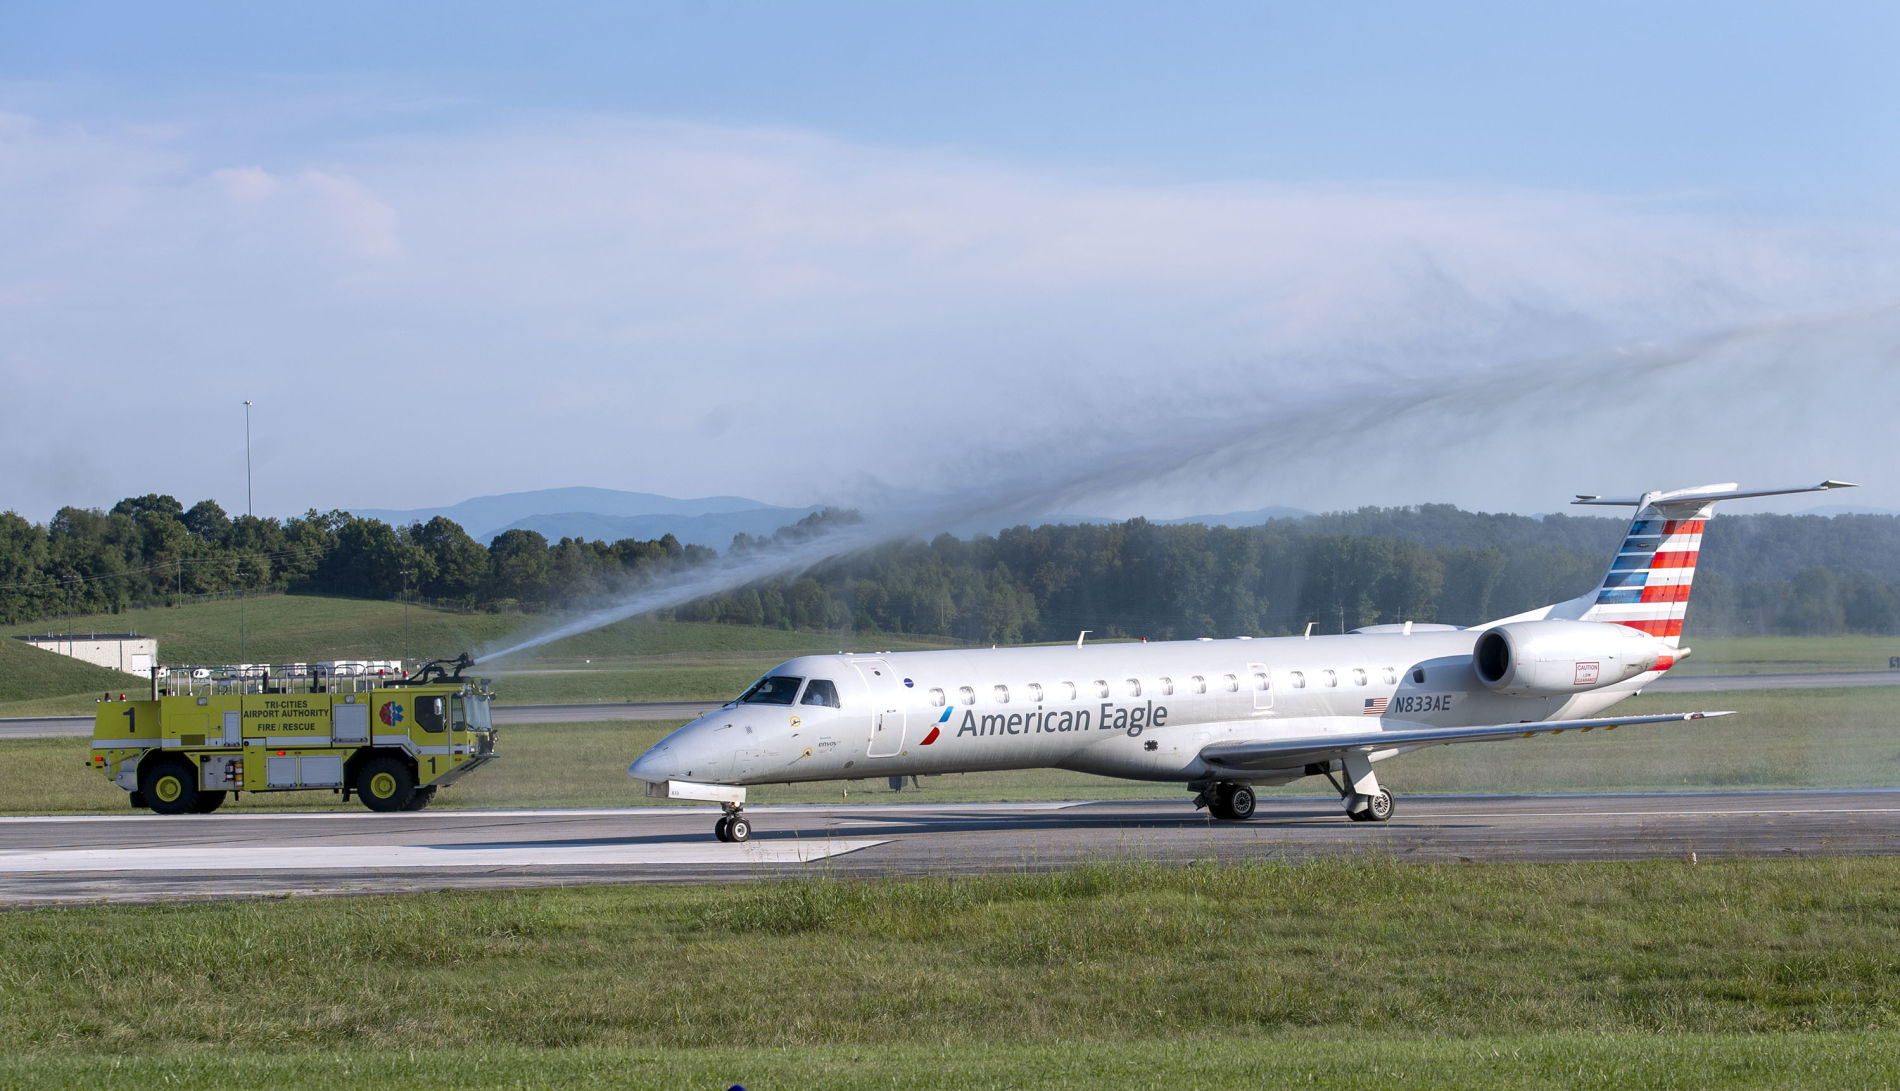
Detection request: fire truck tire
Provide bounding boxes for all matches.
[141,758,200,816]
[358,756,417,812]
[401,785,437,811]
[191,790,228,814]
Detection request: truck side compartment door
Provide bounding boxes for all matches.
[333,703,370,746]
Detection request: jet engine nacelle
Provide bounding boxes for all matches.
[1472,620,1669,697]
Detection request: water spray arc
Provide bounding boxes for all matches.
[472,309,1886,664]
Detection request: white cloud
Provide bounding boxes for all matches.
[1,104,1896,525]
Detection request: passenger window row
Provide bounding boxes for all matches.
[1285,667,1403,689]
[925,668,1277,706]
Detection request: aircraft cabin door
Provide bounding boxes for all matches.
[851,658,907,758]
[1247,662,1273,711]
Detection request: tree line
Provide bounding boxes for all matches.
[3,495,1898,642]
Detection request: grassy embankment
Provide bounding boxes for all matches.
[3,857,1899,1087]
[0,635,145,713]
[6,685,1894,815]
[0,594,953,715]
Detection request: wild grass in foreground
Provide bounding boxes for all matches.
[3,858,1900,1086]
[5,1033,1900,1090]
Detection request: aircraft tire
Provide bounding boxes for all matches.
[1206,786,1233,821]
[726,816,752,843]
[141,757,200,816]
[1208,782,1254,821]
[1227,784,1257,821]
[1363,789,1394,822]
[714,816,732,842]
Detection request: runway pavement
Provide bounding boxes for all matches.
[2,789,1896,905]
[3,669,1894,740]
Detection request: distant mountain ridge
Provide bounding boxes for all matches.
[357,488,1316,549]
[354,487,817,548]
[1157,505,1311,527]
[486,508,826,549]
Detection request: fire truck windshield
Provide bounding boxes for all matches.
[452,695,494,733]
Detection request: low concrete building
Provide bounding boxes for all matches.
[16,633,158,677]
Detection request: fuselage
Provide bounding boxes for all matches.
[627,628,1661,790]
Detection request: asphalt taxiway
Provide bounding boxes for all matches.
[4,669,1894,740]
[3,789,1895,905]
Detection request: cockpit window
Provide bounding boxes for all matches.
[739,675,803,705]
[800,679,841,708]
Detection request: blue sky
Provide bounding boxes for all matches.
[3,2,1897,523]
[11,2,1896,206]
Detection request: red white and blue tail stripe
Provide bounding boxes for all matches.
[1569,480,1855,654]
[1576,499,1711,650]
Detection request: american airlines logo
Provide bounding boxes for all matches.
[920,706,953,745]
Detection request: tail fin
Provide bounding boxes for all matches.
[1572,480,1856,648]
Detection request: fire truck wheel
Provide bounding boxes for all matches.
[141,758,201,816]
[190,790,228,814]
[401,785,437,812]
[358,756,417,812]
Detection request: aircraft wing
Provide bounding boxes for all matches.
[1196,711,1733,773]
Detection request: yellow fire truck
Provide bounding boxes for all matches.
[90,654,498,814]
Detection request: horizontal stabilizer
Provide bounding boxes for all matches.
[1573,480,1856,506]
[1198,711,1732,772]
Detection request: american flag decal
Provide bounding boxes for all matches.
[1362,697,1389,715]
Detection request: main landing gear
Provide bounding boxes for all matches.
[1195,752,1397,825]
[1323,751,1394,823]
[1203,782,1257,821]
[713,802,751,843]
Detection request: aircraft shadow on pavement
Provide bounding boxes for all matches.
[415,801,1445,851]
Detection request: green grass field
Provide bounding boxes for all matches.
[6,686,1894,816]
[3,857,1899,1087]
[9,1035,1900,1090]
[1682,634,1900,674]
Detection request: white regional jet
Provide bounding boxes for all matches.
[629,481,1855,842]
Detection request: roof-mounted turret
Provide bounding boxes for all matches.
[387,652,476,687]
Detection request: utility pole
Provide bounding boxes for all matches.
[243,400,254,519]
[237,569,247,664]
[400,568,415,665]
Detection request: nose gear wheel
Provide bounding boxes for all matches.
[714,803,751,843]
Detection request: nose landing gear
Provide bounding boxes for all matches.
[714,802,751,843]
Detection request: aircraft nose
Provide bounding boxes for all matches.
[627,744,673,784]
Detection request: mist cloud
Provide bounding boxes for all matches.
[2,102,1896,522]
